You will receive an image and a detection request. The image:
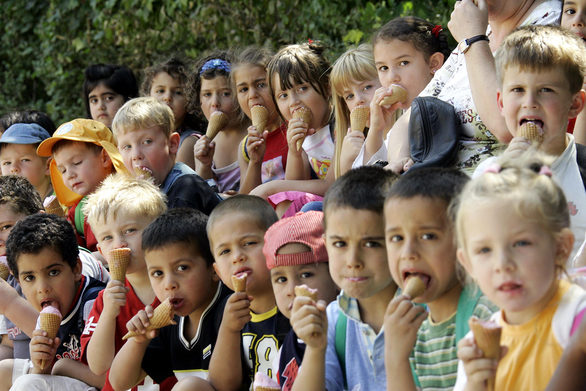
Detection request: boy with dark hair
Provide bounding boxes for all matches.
[291,166,398,391]
[109,208,231,390]
[1,213,106,390]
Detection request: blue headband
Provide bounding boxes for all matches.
[200,59,231,75]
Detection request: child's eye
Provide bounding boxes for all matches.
[511,87,524,93]
[344,93,355,101]
[20,158,30,163]
[514,240,531,247]
[399,61,410,67]
[277,92,288,100]
[421,233,437,240]
[222,91,232,97]
[300,272,314,279]
[564,7,576,15]
[48,269,60,277]
[218,248,230,256]
[89,98,98,104]
[73,161,82,166]
[2,161,11,166]
[388,235,403,243]
[101,235,113,241]
[177,264,189,272]
[243,241,258,247]
[238,86,248,94]
[124,228,137,235]
[121,144,131,151]
[363,84,373,91]
[0,224,13,232]
[151,270,163,278]
[539,87,554,93]
[378,65,388,72]
[364,240,382,248]
[274,276,287,284]
[174,90,183,96]
[257,82,267,89]
[23,275,34,282]
[155,88,165,95]
[143,139,153,145]
[105,95,115,102]
[475,247,491,255]
[332,240,346,248]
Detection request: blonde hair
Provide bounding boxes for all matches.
[495,25,586,93]
[111,97,175,138]
[84,173,167,228]
[330,44,378,178]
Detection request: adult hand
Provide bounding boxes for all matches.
[449,0,488,43]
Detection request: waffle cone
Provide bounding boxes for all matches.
[251,105,269,133]
[206,111,229,140]
[122,298,176,340]
[350,106,370,133]
[469,317,502,391]
[293,107,312,151]
[379,85,407,106]
[403,276,425,299]
[44,197,65,217]
[294,285,318,301]
[232,274,247,292]
[134,166,153,180]
[108,248,131,282]
[39,312,62,370]
[518,122,544,144]
[0,263,9,280]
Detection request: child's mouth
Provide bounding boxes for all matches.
[519,119,543,128]
[403,272,431,289]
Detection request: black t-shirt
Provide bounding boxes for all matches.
[278,329,306,391]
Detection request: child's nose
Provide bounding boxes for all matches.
[400,238,418,261]
[162,91,173,103]
[494,249,515,272]
[163,275,178,291]
[232,249,246,264]
[345,246,364,269]
[9,163,20,174]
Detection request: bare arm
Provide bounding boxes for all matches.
[250,173,334,200]
[52,358,106,389]
[238,128,266,194]
[194,136,215,180]
[108,338,149,390]
[573,109,586,146]
[546,317,586,391]
[0,279,37,336]
[364,86,403,164]
[386,111,413,173]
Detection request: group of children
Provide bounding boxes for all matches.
[0,2,585,390]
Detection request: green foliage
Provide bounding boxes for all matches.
[0,0,457,125]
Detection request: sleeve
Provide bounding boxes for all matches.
[452,352,469,391]
[472,295,499,321]
[79,250,110,284]
[324,302,344,391]
[351,143,388,169]
[80,290,104,364]
[141,328,175,383]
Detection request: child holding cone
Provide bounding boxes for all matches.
[110,208,231,391]
[453,152,586,391]
[80,174,169,391]
[191,52,248,193]
[383,167,497,391]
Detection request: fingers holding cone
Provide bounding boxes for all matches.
[469,316,502,391]
[293,107,312,151]
[379,85,407,107]
[206,111,229,140]
[122,298,176,340]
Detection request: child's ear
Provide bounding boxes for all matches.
[555,228,575,267]
[496,90,504,114]
[429,52,444,74]
[73,257,83,282]
[44,157,52,176]
[456,248,474,276]
[568,90,585,119]
[100,149,113,169]
[168,132,180,156]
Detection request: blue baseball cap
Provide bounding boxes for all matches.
[0,123,51,145]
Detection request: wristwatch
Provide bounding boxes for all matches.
[457,35,489,54]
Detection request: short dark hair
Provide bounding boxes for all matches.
[386,167,469,206]
[143,208,214,266]
[207,195,278,235]
[0,110,56,135]
[323,166,398,227]
[83,64,139,119]
[6,214,79,276]
[0,175,43,216]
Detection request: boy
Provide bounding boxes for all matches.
[36,118,128,253]
[475,25,586,263]
[2,213,106,390]
[109,208,231,390]
[80,174,167,391]
[0,123,52,202]
[206,195,289,390]
[291,166,398,391]
[263,211,338,389]
[383,167,496,390]
[111,97,221,213]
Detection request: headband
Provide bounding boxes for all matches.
[200,59,231,75]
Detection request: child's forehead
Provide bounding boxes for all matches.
[17,247,69,271]
[0,143,39,156]
[145,241,205,265]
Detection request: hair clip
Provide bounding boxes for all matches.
[539,165,553,177]
[432,25,443,38]
[200,59,231,75]
[308,38,314,44]
[484,163,501,174]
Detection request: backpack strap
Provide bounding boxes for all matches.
[575,143,586,190]
[334,309,347,388]
[74,197,88,237]
[455,285,482,343]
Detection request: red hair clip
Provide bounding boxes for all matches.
[308,38,314,44]
[432,25,443,38]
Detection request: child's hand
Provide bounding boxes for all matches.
[384,295,426,360]
[286,118,314,154]
[503,136,532,158]
[340,130,365,171]
[194,136,216,167]
[222,292,252,333]
[370,86,402,133]
[125,305,157,343]
[30,328,60,373]
[246,126,267,163]
[448,0,488,43]
[457,335,507,390]
[290,296,328,350]
[386,157,414,174]
[102,279,128,319]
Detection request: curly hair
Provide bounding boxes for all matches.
[0,175,44,217]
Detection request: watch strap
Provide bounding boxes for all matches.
[459,34,489,53]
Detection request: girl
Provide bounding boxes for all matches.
[192,52,247,193]
[83,64,138,129]
[454,153,586,390]
[142,57,203,169]
[232,46,289,194]
[364,16,451,168]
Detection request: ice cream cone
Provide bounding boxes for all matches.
[0,257,9,280]
[350,106,370,133]
[108,248,131,282]
[403,276,425,299]
[232,274,247,292]
[251,105,269,133]
[38,306,62,370]
[134,166,153,180]
[206,111,229,140]
[293,107,312,151]
[379,85,407,106]
[294,284,318,301]
[122,298,176,340]
[254,372,280,391]
[469,316,502,391]
[44,196,65,217]
[518,122,544,144]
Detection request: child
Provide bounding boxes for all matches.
[0,123,52,201]
[263,211,338,388]
[83,63,139,129]
[192,52,247,193]
[365,16,450,169]
[206,195,289,390]
[110,208,231,390]
[2,213,106,390]
[111,97,221,214]
[383,167,497,390]
[453,153,586,390]
[36,118,128,253]
[142,57,203,169]
[475,25,586,264]
[80,174,167,391]
[0,110,56,135]
[290,166,398,391]
[232,46,289,194]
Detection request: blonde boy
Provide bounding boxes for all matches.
[111,97,220,214]
[476,25,586,264]
[80,174,167,391]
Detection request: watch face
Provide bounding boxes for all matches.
[457,40,468,53]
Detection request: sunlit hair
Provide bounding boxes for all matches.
[141,56,190,97]
[84,173,167,229]
[495,25,586,93]
[330,44,379,178]
[112,97,175,137]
